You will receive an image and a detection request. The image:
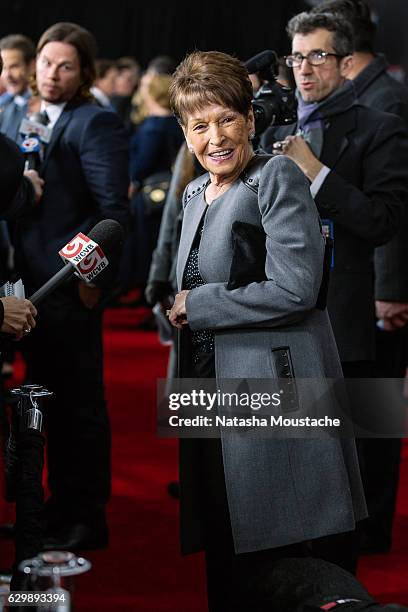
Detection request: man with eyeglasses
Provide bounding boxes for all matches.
[310,0,408,560]
[262,11,408,573]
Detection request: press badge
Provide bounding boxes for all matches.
[321,219,334,268]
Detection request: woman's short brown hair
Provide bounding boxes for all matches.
[169,51,253,126]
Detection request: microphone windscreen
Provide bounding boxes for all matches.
[87,219,125,288]
[88,218,124,252]
[245,50,276,74]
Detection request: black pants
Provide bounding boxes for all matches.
[23,285,110,526]
[188,354,308,611]
[197,437,308,612]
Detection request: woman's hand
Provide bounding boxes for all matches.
[168,290,190,329]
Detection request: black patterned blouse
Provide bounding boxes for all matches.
[182,209,215,362]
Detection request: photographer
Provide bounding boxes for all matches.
[261,11,408,376]
[312,0,408,556]
[261,11,408,571]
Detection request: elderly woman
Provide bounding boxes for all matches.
[168,51,366,610]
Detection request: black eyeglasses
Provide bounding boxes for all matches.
[285,51,344,68]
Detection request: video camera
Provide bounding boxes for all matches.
[246,50,297,135]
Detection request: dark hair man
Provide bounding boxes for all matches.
[312,0,408,557]
[0,34,35,141]
[111,56,140,131]
[114,56,140,97]
[146,55,177,75]
[18,22,129,551]
[91,58,118,108]
[261,11,408,572]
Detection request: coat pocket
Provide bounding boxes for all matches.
[269,346,299,413]
[227,221,266,290]
[227,220,331,312]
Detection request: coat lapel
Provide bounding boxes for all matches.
[320,108,357,169]
[176,194,208,290]
[274,123,296,141]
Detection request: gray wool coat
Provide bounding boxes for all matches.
[177,154,367,555]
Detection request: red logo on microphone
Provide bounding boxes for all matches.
[77,246,109,282]
[59,232,109,282]
[59,233,93,260]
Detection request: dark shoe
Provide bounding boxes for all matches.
[42,523,108,552]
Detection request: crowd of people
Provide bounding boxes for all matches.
[0,1,407,610]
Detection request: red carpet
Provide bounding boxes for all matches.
[75,307,207,611]
[1,307,407,610]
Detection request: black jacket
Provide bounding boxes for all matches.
[0,133,35,223]
[262,102,408,361]
[354,55,408,301]
[14,99,130,293]
[0,133,36,326]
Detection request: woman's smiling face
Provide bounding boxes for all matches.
[183,103,254,182]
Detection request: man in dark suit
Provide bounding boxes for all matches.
[0,34,35,142]
[16,22,129,551]
[263,11,408,368]
[90,59,118,109]
[261,10,408,570]
[110,57,140,135]
[311,0,408,554]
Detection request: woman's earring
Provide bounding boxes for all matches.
[249,132,255,141]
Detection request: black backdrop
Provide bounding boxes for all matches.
[0,0,309,67]
[0,0,405,70]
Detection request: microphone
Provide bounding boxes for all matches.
[29,219,124,306]
[19,112,52,171]
[245,50,277,75]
